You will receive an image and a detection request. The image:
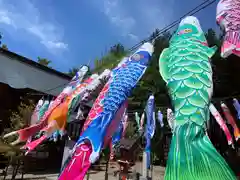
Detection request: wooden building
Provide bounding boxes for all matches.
[0,48,73,173]
[0,47,72,132]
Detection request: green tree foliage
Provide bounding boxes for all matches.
[93,43,127,73]
[1,99,35,157]
[131,30,172,109]
[37,57,52,67]
[1,44,8,50]
[2,99,35,143]
[0,33,8,50]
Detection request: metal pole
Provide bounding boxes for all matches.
[151,153,153,180]
[141,152,148,180]
[86,171,90,180]
[105,159,109,180]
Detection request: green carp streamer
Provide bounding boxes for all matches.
[159,16,236,180]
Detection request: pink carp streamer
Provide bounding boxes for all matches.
[26,98,44,143]
[221,102,240,141]
[216,0,240,58]
[209,103,234,146]
[58,144,92,180]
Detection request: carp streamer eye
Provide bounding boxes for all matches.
[184,29,192,33]
[131,54,141,61]
[178,29,192,35]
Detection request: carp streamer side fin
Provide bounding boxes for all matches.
[159,48,171,82]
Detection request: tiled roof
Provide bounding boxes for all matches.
[0,48,72,80]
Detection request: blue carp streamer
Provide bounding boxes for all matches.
[145,95,155,169]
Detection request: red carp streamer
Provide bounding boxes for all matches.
[221,102,240,141]
[209,103,234,146]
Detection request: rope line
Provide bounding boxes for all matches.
[28,0,217,95]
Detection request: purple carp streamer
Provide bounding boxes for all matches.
[221,102,240,141]
[157,110,164,128]
[233,98,240,120]
[110,108,127,160]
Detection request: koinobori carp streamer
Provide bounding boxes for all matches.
[167,108,175,131]
[209,103,234,146]
[221,102,240,141]
[23,75,98,154]
[157,110,164,128]
[216,0,240,58]
[233,98,240,120]
[58,42,153,180]
[53,70,111,143]
[4,66,90,149]
[30,98,44,126]
[159,16,236,180]
[145,95,156,169]
[110,107,127,160]
[140,112,145,130]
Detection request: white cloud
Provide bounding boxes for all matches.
[100,0,138,41]
[0,0,68,52]
[127,33,139,41]
[0,11,13,25]
[93,0,174,42]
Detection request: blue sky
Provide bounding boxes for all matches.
[0,0,218,73]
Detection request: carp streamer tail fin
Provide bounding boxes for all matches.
[58,143,92,180]
[3,122,46,145]
[164,123,236,180]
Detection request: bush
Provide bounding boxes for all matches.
[2,98,35,144]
